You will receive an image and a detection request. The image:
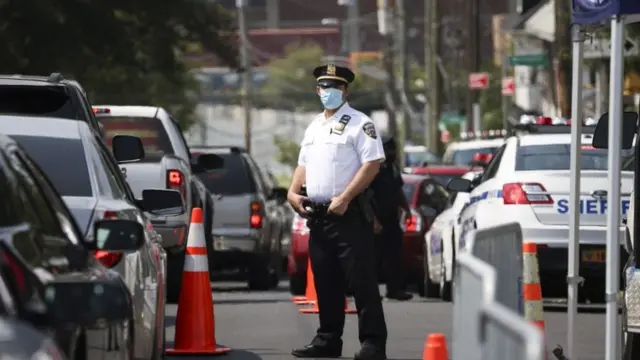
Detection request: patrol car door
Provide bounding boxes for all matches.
[457,144,507,245]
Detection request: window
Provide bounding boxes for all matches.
[516,144,611,171]
[90,138,126,199]
[451,146,499,166]
[93,136,137,202]
[98,116,174,162]
[7,151,65,238]
[196,153,257,196]
[482,145,506,182]
[0,86,76,119]
[418,180,450,213]
[0,162,18,227]
[405,151,442,166]
[11,136,92,197]
[247,158,269,197]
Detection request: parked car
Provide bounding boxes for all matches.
[0,115,171,359]
[191,146,288,290]
[93,105,221,302]
[403,145,442,167]
[262,169,294,270]
[0,73,104,138]
[0,317,69,360]
[404,165,471,187]
[401,174,450,295]
[288,212,310,295]
[0,131,140,359]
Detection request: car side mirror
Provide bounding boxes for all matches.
[84,219,145,251]
[138,189,185,216]
[446,178,472,193]
[270,187,288,205]
[419,205,438,218]
[43,279,132,328]
[112,135,145,163]
[191,153,224,173]
[592,111,637,149]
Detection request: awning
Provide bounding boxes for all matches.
[523,0,554,42]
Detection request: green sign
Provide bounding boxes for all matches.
[509,54,549,67]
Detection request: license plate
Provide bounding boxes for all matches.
[581,249,606,263]
[213,237,227,251]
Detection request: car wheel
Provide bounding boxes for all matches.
[440,243,452,302]
[248,254,272,291]
[422,244,440,298]
[290,269,307,295]
[166,252,185,303]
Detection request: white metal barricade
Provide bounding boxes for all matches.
[452,223,544,360]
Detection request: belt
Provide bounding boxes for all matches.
[303,201,331,218]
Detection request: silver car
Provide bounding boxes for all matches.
[0,116,181,360]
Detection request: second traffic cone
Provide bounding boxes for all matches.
[423,333,448,360]
[166,208,231,356]
[523,242,545,331]
[294,260,315,305]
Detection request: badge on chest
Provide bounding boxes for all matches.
[330,115,351,135]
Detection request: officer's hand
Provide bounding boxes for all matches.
[328,196,349,216]
[288,192,309,217]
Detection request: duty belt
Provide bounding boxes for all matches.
[303,201,331,218]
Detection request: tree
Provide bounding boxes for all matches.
[273,135,301,170]
[0,0,238,130]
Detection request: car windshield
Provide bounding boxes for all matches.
[516,144,613,171]
[196,153,255,195]
[451,147,498,166]
[405,151,441,166]
[402,182,416,201]
[0,86,76,119]
[98,116,174,162]
[11,136,93,197]
[430,174,458,187]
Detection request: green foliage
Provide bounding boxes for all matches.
[0,0,238,129]
[273,135,301,169]
[479,63,505,131]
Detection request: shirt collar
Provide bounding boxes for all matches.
[326,102,350,122]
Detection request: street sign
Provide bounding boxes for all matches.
[468,72,489,89]
[583,37,639,59]
[509,54,549,67]
[501,77,515,96]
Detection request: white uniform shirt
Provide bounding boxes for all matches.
[298,103,385,202]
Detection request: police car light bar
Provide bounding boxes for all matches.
[513,123,597,135]
[459,129,507,140]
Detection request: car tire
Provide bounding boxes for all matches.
[248,254,272,291]
[167,251,185,303]
[422,244,440,298]
[290,270,307,295]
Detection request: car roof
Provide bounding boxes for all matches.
[448,138,505,150]
[0,115,83,139]
[92,105,160,118]
[517,133,594,146]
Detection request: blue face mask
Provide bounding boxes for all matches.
[319,88,344,109]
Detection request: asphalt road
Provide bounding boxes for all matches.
[164,281,608,360]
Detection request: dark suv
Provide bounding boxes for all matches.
[191,146,288,290]
[0,73,103,137]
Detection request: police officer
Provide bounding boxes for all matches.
[288,64,387,360]
[371,136,413,301]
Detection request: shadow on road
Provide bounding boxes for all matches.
[165,314,177,328]
[211,284,291,294]
[213,298,291,305]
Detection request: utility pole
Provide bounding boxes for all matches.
[237,0,253,153]
[425,0,441,152]
[345,0,359,53]
[378,0,397,137]
[396,0,411,143]
[465,0,480,131]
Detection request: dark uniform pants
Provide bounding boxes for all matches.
[307,202,387,348]
[376,215,406,293]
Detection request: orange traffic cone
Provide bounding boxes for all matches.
[523,242,545,331]
[294,260,315,305]
[422,333,448,360]
[166,208,231,356]
[298,263,356,315]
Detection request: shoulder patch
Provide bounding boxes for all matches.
[363,122,377,139]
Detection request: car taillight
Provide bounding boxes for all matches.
[404,208,423,233]
[167,170,186,200]
[94,251,123,268]
[93,210,122,268]
[250,201,263,229]
[502,183,554,205]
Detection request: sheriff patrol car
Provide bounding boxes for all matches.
[452,128,633,300]
[423,170,482,301]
